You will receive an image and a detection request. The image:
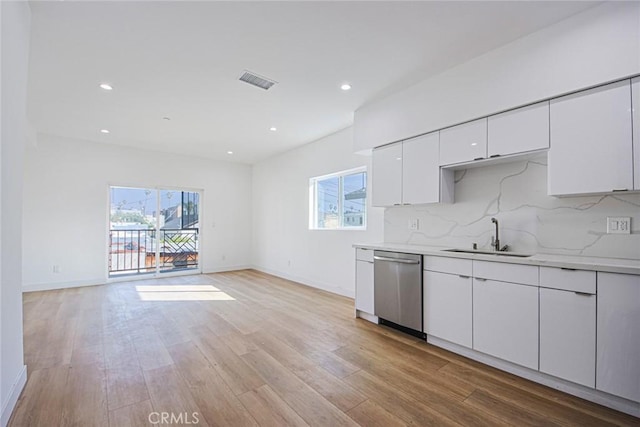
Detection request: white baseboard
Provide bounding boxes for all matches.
[22,266,253,292]
[427,336,640,418]
[251,265,354,298]
[1,365,27,427]
[356,310,378,324]
[23,278,105,293]
[203,265,252,274]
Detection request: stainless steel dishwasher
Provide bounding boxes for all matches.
[373,251,423,336]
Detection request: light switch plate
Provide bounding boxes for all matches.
[408,218,419,230]
[607,217,631,234]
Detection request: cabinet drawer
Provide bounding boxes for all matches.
[540,267,596,294]
[356,248,374,262]
[424,256,472,276]
[473,261,538,286]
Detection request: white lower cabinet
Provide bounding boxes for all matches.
[424,270,472,348]
[355,260,374,314]
[539,288,596,387]
[355,249,374,315]
[473,278,539,370]
[596,272,640,402]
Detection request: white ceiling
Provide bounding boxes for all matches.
[28,1,598,164]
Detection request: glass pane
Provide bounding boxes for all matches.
[159,189,199,273]
[109,186,157,276]
[316,177,339,229]
[182,191,199,229]
[342,172,366,227]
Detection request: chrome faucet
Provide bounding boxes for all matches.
[490,217,503,251]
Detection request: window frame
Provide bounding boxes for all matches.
[309,166,367,231]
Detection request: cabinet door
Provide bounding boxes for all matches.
[473,278,538,369]
[424,270,472,348]
[355,260,374,314]
[549,80,633,196]
[633,77,640,190]
[439,118,488,165]
[372,143,402,206]
[402,132,442,205]
[540,288,595,387]
[597,272,640,402]
[488,101,549,157]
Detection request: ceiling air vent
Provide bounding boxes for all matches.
[238,70,277,90]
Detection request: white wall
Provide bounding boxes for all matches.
[354,2,640,150]
[22,134,252,291]
[252,127,383,297]
[1,2,30,425]
[385,156,640,260]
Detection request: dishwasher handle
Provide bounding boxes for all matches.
[373,255,420,265]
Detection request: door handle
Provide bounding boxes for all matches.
[373,256,420,265]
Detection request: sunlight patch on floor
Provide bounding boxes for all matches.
[135,284,236,301]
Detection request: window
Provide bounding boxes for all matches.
[310,167,367,230]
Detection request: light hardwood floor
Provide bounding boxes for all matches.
[9,270,639,426]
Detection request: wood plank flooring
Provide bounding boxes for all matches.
[9,270,639,426]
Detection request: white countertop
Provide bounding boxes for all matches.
[353,242,640,275]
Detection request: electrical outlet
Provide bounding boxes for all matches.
[408,218,419,230]
[53,265,61,273]
[607,217,631,234]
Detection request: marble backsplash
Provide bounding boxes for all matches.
[384,156,640,260]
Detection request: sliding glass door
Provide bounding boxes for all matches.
[109,186,201,278]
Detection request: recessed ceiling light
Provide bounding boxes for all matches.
[340,83,352,91]
[269,127,277,132]
[227,151,234,155]
[100,129,110,134]
[471,142,478,146]
[99,83,113,91]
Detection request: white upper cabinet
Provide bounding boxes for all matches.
[402,132,451,204]
[488,101,549,157]
[632,77,640,190]
[548,80,633,196]
[373,133,452,207]
[372,143,403,206]
[439,118,488,166]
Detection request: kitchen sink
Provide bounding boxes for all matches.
[442,248,532,258]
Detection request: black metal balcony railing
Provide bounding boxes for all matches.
[109,228,199,276]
